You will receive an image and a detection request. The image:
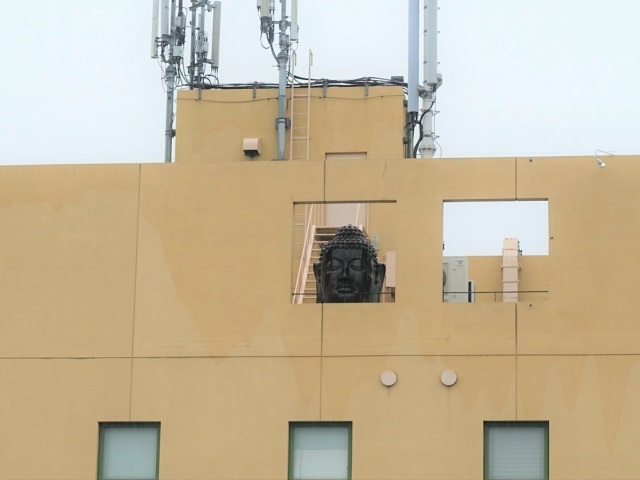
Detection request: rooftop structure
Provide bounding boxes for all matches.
[1,2,639,480]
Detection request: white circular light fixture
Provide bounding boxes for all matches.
[380,370,397,387]
[440,369,458,387]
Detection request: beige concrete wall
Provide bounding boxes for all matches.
[518,355,640,480]
[468,255,549,303]
[131,357,321,480]
[0,359,131,480]
[322,355,516,480]
[2,106,640,479]
[0,164,140,358]
[175,86,405,162]
[517,155,640,354]
[134,162,324,357]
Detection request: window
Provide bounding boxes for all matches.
[98,422,160,480]
[484,421,549,480]
[289,422,352,480]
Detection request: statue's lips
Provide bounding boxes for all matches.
[335,283,356,294]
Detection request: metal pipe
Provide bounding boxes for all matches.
[164,0,177,163]
[197,5,206,81]
[164,66,176,163]
[276,0,288,160]
[189,2,197,87]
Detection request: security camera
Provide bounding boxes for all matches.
[595,149,613,169]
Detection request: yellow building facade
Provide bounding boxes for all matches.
[2,85,640,480]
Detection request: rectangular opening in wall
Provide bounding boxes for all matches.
[325,152,367,160]
[442,200,549,303]
[292,202,396,304]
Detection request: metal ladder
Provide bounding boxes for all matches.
[289,50,312,161]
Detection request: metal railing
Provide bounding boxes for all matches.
[443,290,549,303]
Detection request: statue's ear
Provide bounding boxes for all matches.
[372,264,386,302]
[313,262,324,303]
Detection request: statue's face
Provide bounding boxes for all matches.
[320,247,372,303]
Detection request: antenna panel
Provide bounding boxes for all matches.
[160,0,169,36]
[151,0,160,58]
[291,0,299,41]
[260,0,272,19]
[424,0,438,86]
[407,0,419,113]
[210,1,222,68]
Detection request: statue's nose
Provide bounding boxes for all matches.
[340,264,349,278]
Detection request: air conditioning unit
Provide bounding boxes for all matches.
[443,256,474,303]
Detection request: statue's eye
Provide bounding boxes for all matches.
[350,260,363,271]
[328,259,343,271]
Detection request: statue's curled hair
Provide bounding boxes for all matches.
[319,225,379,264]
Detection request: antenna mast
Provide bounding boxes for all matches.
[151,0,223,162]
[407,0,420,156]
[258,0,299,160]
[418,0,442,158]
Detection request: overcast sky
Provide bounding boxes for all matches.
[1,0,638,166]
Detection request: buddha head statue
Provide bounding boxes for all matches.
[313,225,386,303]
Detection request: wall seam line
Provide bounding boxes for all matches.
[515,157,518,199]
[514,157,518,419]
[515,303,519,421]
[320,157,326,421]
[323,156,327,202]
[314,352,640,357]
[3,352,639,360]
[128,164,143,421]
[319,303,324,421]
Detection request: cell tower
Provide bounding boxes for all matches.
[257,0,299,161]
[151,0,222,163]
[407,0,442,158]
